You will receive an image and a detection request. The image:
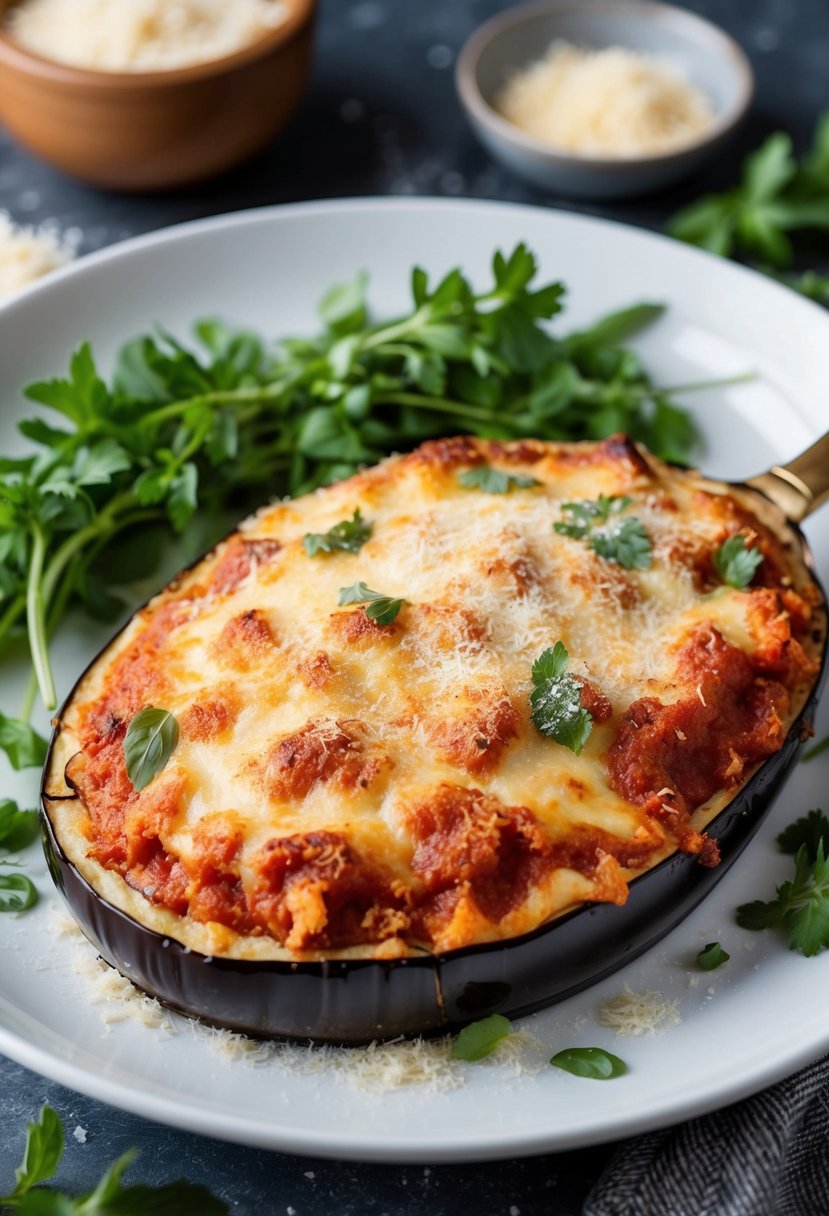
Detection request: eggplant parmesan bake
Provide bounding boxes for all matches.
[44,435,824,964]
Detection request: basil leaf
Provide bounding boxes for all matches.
[0,800,40,852]
[10,1105,63,1197]
[529,642,592,756]
[124,708,179,793]
[0,871,39,913]
[0,714,49,771]
[458,467,540,494]
[303,509,372,557]
[363,597,404,626]
[550,1047,628,1080]
[713,535,764,588]
[452,1014,512,1061]
[696,941,730,971]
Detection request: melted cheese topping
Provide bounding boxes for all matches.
[45,436,824,961]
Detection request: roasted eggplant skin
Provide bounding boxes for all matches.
[41,613,826,1045]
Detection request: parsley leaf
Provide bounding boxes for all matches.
[338,581,406,625]
[777,809,829,861]
[696,941,730,971]
[452,1014,512,1061]
[736,839,829,957]
[555,496,651,568]
[457,467,540,494]
[590,517,653,570]
[303,509,373,557]
[530,641,593,755]
[550,1047,627,1080]
[1,1106,228,1213]
[123,708,180,793]
[713,535,764,588]
[668,115,829,270]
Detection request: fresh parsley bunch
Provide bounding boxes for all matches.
[0,243,702,729]
[668,114,829,269]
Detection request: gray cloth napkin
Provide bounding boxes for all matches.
[583,1055,829,1216]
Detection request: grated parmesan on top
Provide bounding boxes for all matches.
[5,0,288,73]
[599,985,681,1036]
[0,212,77,302]
[495,40,714,158]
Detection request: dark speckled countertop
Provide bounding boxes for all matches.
[2,2,828,1211]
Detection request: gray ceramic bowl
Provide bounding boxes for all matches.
[456,0,754,200]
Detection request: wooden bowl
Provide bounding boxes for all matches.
[0,0,316,191]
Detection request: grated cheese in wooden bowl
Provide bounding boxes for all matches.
[494,40,714,158]
[4,0,289,73]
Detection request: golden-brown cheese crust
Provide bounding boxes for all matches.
[45,436,824,961]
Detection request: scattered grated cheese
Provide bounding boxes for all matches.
[495,40,714,158]
[0,212,77,302]
[5,0,288,72]
[599,984,681,1036]
[72,1125,88,1144]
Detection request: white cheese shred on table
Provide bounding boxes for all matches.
[599,984,682,1037]
[0,212,78,302]
[5,0,288,73]
[495,40,714,158]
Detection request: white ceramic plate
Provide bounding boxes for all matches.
[1,199,828,1164]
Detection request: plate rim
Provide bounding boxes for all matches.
[1,194,828,1162]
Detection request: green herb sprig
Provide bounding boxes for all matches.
[529,641,593,755]
[555,496,652,570]
[338,581,406,625]
[303,509,372,556]
[736,808,829,956]
[668,117,829,268]
[1,1105,227,1214]
[713,535,764,589]
[458,466,540,494]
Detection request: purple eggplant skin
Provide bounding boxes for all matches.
[39,559,828,1045]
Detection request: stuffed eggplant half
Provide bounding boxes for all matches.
[42,433,828,1042]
